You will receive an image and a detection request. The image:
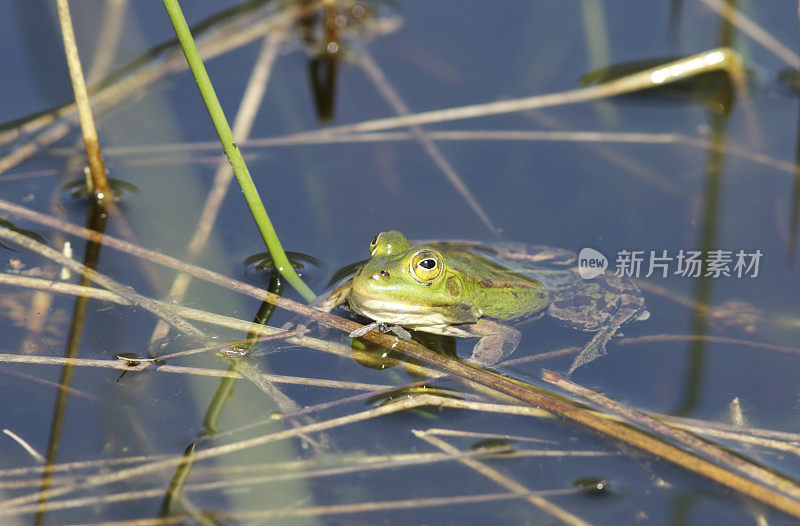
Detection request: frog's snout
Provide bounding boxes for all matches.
[360,269,391,283]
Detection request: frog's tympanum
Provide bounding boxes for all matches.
[317,231,647,373]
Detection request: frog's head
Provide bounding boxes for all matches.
[349,231,479,326]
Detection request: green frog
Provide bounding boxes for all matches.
[318,231,647,373]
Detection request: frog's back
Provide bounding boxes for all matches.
[438,248,551,322]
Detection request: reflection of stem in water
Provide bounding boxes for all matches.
[160,272,283,519]
[672,10,740,416]
[672,104,730,417]
[202,360,243,435]
[308,1,340,122]
[309,53,339,123]
[35,201,106,525]
[667,0,684,44]
[716,0,737,49]
[203,272,284,434]
[579,0,617,126]
[159,443,200,520]
[787,104,800,267]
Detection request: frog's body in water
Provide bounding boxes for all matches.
[318,231,647,373]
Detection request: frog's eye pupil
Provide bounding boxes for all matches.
[370,235,379,247]
[410,251,442,282]
[419,259,436,270]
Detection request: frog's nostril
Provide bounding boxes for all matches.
[379,270,390,279]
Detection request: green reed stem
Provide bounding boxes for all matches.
[162,0,316,302]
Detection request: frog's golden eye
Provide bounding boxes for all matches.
[369,234,381,255]
[410,251,443,282]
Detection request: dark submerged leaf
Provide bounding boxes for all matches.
[244,251,321,271]
[580,55,743,107]
[366,385,464,407]
[0,217,47,250]
[573,477,611,496]
[470,438,516,454]
[61,177,140,200]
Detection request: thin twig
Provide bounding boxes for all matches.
[3,446,595,516]
[2,430,45,464]
[698,0,800,68]
[357,46,499,237]
[1,395,592,519]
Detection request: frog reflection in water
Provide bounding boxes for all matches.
[319,231,648,373]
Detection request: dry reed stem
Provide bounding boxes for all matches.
[543,371,800,503]
[415,431,590,526]
[0,394,521,513]
[89,128,800,181]
[1,201,799,514]
[0,353,388,391]
[423,427,555,444]
[4,444,598,517]
[0,226,204,338]
[0,447,612,491]
[4,371,798,516]
[0,271,351,359]
[272,48,743,140]
[59,490,584,525]
[55,0,110,196]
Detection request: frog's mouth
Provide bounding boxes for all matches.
[348,291,462,331]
